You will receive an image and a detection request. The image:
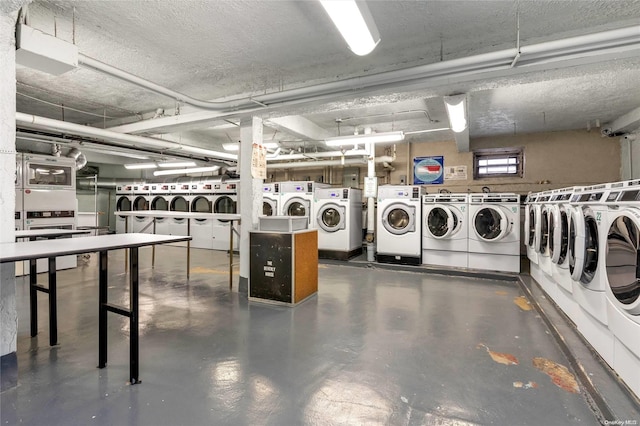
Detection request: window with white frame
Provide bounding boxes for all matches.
[473,148,523,179]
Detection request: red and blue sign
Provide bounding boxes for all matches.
[414,156,444,185]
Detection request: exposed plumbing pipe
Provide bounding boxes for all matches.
[78,26,640,115]
[16,112,236,163]
[365,133,376,262]
[268,149,369,161]
[266,158,367,169]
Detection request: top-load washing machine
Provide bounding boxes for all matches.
[524,192,539,266]
[421,193,468,268]
[314,187,363,260]
[190,182,215,250]
[280,181,330,227]
[603,180,640,397]
[212,180,239,251]
[169,183,191,237]
[376,185,424,265]
[149,183,171,235]
[262,182,280,216]
[131,183,152,233]
[115,183,133,234]
[567,183,613,366]
[468,193,520,273]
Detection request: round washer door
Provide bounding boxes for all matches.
[284,197,310,217]
[569,206,599,285]
[532,204,541,249]
[382,203,416,235]
[538,207,550,255]
[263,199,276,216]
[606,209,640,315]
[116,196,131,212]
[151,196,168,211]
[472,206,509,241]
[316,203,346,232]
[551,205,570,265]
[525,204,536,248]
[171,196,189,212]
[426,205,460,239]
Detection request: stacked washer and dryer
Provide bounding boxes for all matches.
[212,180,239,251]
[168,182,191,238]
[115,183,133,234]
[190,182,216,250]
[131,183,152,233]
[421,193,468,268]
[149,183,171,235]
[314,187,363,260]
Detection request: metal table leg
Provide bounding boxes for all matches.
[29,258,37,337]
[187,219,191,280]
[48,257,58,346]
[229,222,233,290]
[129,247,140,384]
[98,250,108,369]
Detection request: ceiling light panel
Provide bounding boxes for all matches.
[320,0,380,56]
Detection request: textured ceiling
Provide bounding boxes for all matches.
[13,0,640,164]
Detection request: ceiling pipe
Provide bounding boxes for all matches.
[268,149,369,161]
[78,26,640,116]
[15,112,236,163]
[266,155,394,169]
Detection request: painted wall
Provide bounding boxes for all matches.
[620,135,640,180]
[269,129,621,194]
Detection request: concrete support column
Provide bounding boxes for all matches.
[0,2,27,391]
[237,117,263,294]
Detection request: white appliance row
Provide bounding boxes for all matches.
[526,180,640,399]
[375,185,521,272]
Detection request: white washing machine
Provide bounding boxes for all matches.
[280,181,330,228]
[603,180,640,397]
[528,192,559,300]
[421,193,468,268]
[131,183,152,233]
[535,191,554,279]
[262,182,280,216]
[524,192,539,266]
[190,182,215,250]
[376,185,424,265]
[212,180,239,251]
[168,183,191,237]
[568,183,613,366]
[115,183,133,234]
[468,193,520,273]
[314,187,363,260]
[149,183,171,235]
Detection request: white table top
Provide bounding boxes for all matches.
[116,211,241,221]
[0,234,192,263]
[15,229,92,239]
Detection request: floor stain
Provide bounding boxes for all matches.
[477,343,519,365]
[513,381,538,389]
[532,357,580,394]
[514,296,532,311]
[190,266,240,274]
[495,291,509,296]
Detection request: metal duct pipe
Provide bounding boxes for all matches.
[66,147,87,170]
[76,177,144,190]
[15,112,236,162]
[78,26,640,113]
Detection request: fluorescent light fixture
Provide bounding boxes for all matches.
[444,94,468,133]
[319,0,380,56]
[158,161,197,168]
[222,143,239,151]
[123,162,158,170]
[263,142,279,149]
[325,131,405,147]
[153,166,221,177]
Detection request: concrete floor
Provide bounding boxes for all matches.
[0,246,624,425]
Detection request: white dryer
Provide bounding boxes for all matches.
[168,183,191,237]
[468,193,520,273]
[212,181,239,251]
[262,182,280,216]
[314,187,363,260]
[567,184,613,366]
[280,181,330,228]
[149,183,171,235]
[524,192,539,266]
[115,183,133,234]
[131,183,152,233]
[376,185,424,265]
[421,193,468,268]
[603,180,640,397]
[190,182,215,250]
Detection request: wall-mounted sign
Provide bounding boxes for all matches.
[364,176,378,198]
[445,165,467,180]
[251,143,267,179]
[413,156,444,185]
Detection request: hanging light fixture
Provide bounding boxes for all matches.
[319,0,381,56]
[123,162,157,170]
[157,161,197,168]
[325,130,404,147]
[444,94,468,133]
[153,166,221,176]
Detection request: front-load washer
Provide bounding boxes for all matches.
[376,185,424,266]
[536,190,554,279]
[212,180,239,251]
[115,183,133,234]
[168,183,191,237]
[524,192,539,266]
[149,183,171,235]
[280,181,330,228]
[529,192,559,298]
[603,180,640,397]
[568,183,613,366]
[421,193,468,268]
[262,182,280,216]
[131,183,152,233]
[468,193,520,273]
[314,187,363,260]
[190,182,215,250]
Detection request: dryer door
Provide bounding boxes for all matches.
[426,205,460,239]
[382,203,416,235]
[532,204,541,250]
[116,196,131,212]
[569,206,599,285]
[316,203,346,232]
[551,205,570,265]
[538,206,550,255]
[170,196,189,212]
[284,197,310,218]
[192,196,212,223]
[214,195,237,222]
[151,196,168,211]
[472,206,509,242]
[606,209,640,314]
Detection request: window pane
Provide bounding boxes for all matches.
[479,159,488,166]
[487,158,509,166]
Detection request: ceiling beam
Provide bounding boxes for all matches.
[264,116,332,141]
[606,106,640,135]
